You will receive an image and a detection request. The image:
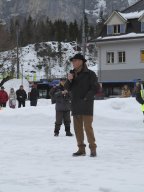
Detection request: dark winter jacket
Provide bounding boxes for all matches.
[16,89,27,102]
[0,90,8,104]
[65,64,98,116]
[136,91,144,105]
[30,88,39,101]
[50,85,71,112]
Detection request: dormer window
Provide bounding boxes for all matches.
[107,24,126,35]
[141,22,144,32]
[113,25,120,34]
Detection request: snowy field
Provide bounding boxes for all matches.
[0,98,144,192]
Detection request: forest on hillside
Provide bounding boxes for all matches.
[0,13,104,52]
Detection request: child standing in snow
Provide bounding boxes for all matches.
[49,78,73,137]
[9,88,16,109]
[0,86,8,108]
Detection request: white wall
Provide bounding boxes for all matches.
[98,39,144,71]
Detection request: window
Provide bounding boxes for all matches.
[113,25,120,34]
[120,24,126,34]
[107,25,113,35]
[107,24,126,35]
[141,50,144,62]
[107,52,114,64]
[118,51,126,63]
[141,22,144,32]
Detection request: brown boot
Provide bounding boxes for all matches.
[90,149,97,157]
[73,150,86,157]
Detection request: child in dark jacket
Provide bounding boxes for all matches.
[50,78,73,137]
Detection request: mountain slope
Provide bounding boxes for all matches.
[0,0,131,23]
[0,41,97,81]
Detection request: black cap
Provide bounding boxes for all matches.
[70,53,87,63]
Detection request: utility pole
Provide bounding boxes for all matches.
[16,23,20,79]
[21,64,24,85]
[82,0,86,56]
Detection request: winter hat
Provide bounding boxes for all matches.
[70,53,87,63]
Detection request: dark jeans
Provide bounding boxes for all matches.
[0,103,6,108]
[30,100,37,106]
[18,100,25,108]
[55,111,71,134]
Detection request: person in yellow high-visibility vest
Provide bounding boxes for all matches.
[136,83,144,115]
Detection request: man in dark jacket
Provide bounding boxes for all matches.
[16,85,27,108]
[50,78,73,137]
[65,53,98,157]
[30,84,39,106]
[0,86,8,108]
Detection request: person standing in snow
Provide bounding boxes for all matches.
[136,82,144,118]
[0,86,8,108]
[65,53,98,157]
[49,78,73,137]
[30,84,39,106]
[9,88,16,109]
[121,85,131,98]
[16,85,27,108]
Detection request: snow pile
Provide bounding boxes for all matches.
[94,98,140,121]
[0,98,144,192]
[3,78,29,94]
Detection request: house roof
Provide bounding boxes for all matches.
[96,17,142,39]
[119,10,144,20]
[123,0,144,13]
[96,33,144,42]
[92,36,144,44]
[93,0,144,43]
[104,11,127,24]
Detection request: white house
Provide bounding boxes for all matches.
[93,0,144,85]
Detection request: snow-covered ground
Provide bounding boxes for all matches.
[0,98,144,192]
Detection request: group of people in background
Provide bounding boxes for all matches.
[0,84,38,109]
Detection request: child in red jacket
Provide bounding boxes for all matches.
[0,86,8,108]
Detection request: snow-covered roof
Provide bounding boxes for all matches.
[97,33,144,41]
[119,10,144,20]
[105,10,144,25]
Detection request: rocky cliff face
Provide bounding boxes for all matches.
[0,0,135,23]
